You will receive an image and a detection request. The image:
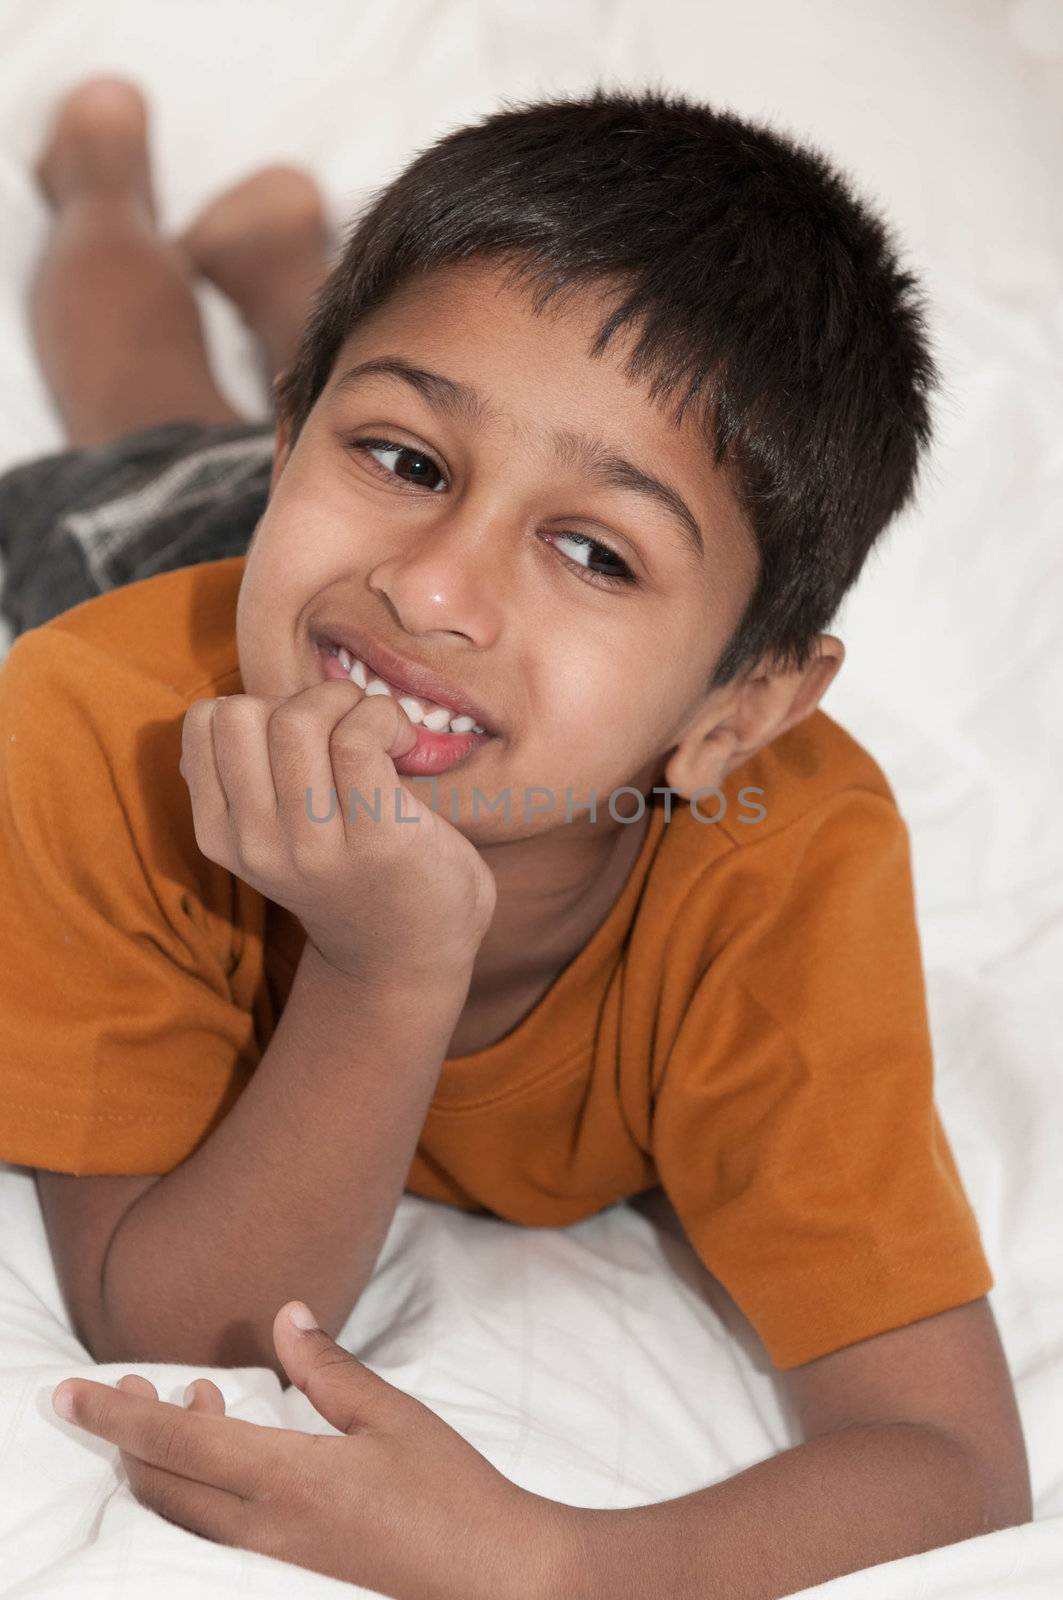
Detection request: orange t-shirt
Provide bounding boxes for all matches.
[0,557,993,1369]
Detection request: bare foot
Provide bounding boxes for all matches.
[177,165,331,322]
[35,77,155,219]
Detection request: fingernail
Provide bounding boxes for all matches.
[182,1382,198,1407]
[52,1384,75,1419]
[288,1302,317,1330]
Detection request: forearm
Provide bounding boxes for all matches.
[548,1422,995,1600]
[95,941,471,1378]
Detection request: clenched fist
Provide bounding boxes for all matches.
[179,679,498,988]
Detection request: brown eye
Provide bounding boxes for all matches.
[551,530,636,589]
[350,437,447,492]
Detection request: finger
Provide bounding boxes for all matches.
[116,1374,157,1399]
[325,692,423,849]
[113,1373,225,1414]
[51,1378,278,1497]
[108,1377,242,1542]
[106,1380,260,1549]
[264,679,362,838]
[208,694,281,839]
[117,1444,257,1551]
[268,681,416,847]
[273,1301,407,1437]
[181,1378,227,1414]
[181,697,232,848]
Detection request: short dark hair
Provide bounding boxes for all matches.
[276,82,939,691]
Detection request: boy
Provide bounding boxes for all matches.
[0,76,1031,1598]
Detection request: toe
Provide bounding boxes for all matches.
[61,77,148,123]
[179,164,326,270]
[35,76,153,213]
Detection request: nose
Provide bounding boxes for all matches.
[366,508,508,644]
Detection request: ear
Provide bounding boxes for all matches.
[663,635,845,798]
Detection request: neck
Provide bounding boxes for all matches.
[465,793,654,1006]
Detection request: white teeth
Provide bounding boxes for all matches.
[326,642,487,735]
[397,695,425,724]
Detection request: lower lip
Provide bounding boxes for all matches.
[316,643,495,777]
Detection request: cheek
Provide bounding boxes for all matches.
[570,672,682,781]
[536,654,617,734]
[521,667,655,780]
[261,452,361,557]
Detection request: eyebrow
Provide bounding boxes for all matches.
[333,355,706,566]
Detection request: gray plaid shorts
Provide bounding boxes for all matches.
[0,420,274,640]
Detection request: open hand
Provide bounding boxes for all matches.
[51,1301,570,1600]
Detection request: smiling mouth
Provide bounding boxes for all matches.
[319,639,494,737]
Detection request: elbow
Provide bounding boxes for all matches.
[980,1464,1035,1536]
[927,1426,1035,1538]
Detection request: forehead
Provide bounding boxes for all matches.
[331,258,686,435]
[323,257,756,583]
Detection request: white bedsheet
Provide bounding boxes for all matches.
[1,2,1061,1595]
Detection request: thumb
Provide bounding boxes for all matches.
[273,1301,403,1435]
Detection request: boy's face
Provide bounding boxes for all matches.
[236,258,759,844]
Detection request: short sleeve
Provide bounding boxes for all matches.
[0,629,262,1175]
[651,788,994,1370]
